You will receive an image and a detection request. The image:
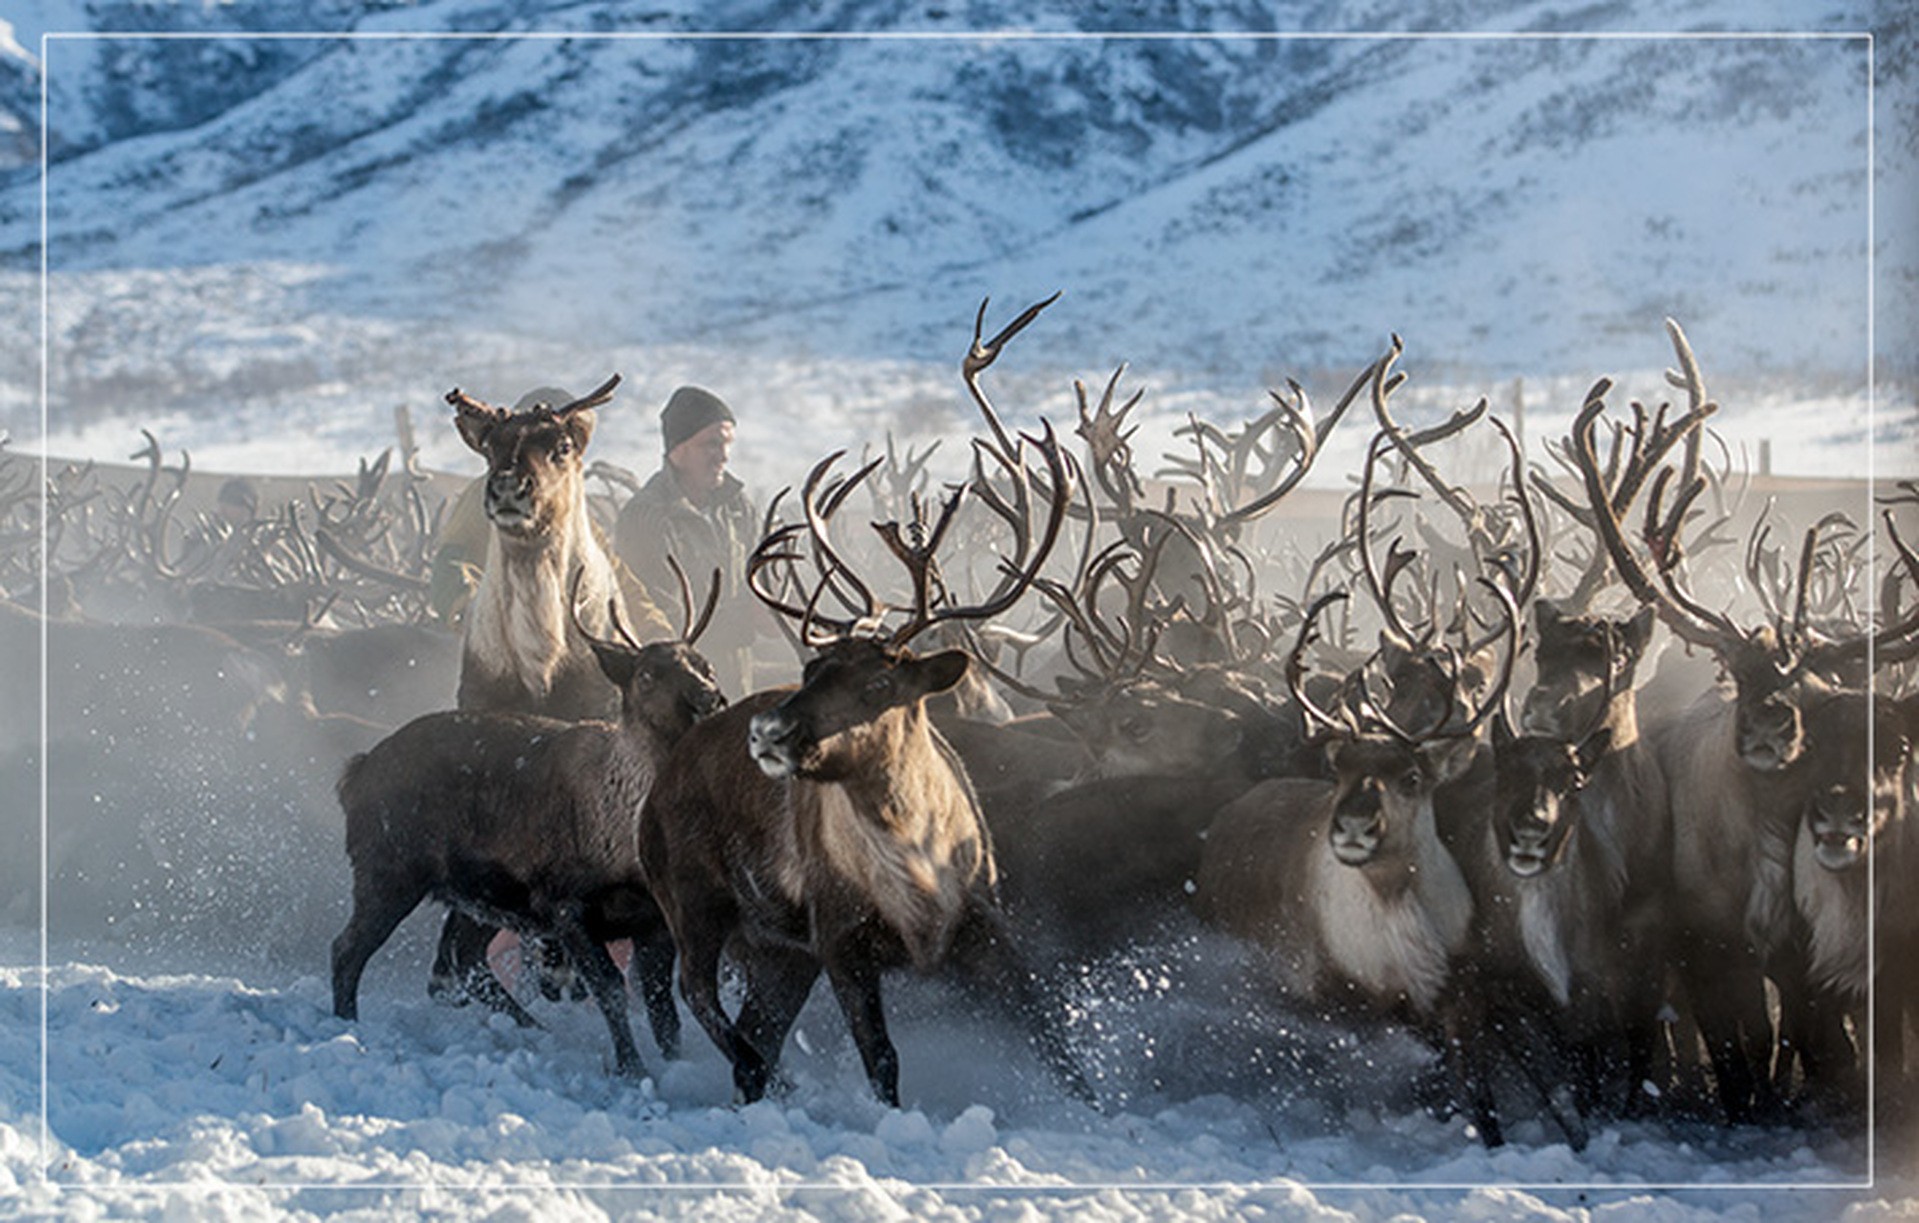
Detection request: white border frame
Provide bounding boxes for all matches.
[31,23,1883,1200]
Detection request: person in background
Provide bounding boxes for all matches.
[614,385,760,696]
[215,477,259,529]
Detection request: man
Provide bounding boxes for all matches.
[614,385,760,696]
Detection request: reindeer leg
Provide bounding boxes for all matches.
[948,902,1096,1106]
[1438,981,1504,1149]
[821,940,901,1108]
[631,926,683,1061]
[550,910,646,1082]
[428,909,481,1006]
[435,910,541,1029]
[669,906,771,1104]
[731,943,821,1094]
[1684,953,1770,1123]
[332,875,426,1022]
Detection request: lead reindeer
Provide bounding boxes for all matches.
[639,416,1093,1108]
[1482,596,1672,1120]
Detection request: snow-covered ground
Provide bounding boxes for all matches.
[4,918,1912,1220]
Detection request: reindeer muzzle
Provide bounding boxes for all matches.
[1329,809,1382,866]
[484,473,538,532]
[748,709,808,779]
[1505,833,1554,877]
[1503,803,1561,877]
[1808,804,1866,871]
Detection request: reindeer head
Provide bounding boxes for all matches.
[1800,691,1914,872]
[1289,585,1518,871]
[750,639,969,781]
[1490,713,1612,877]
[1717,627,1815,773]
[1322,736,1459,867]
[448,377,617,539]
[571,558,727,741]
[1521,601,1653,738]
[1048,672,1244,779]
[744,426,1071,785]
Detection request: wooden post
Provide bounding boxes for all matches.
[394,404,418,473]
[1511,376,1525,458]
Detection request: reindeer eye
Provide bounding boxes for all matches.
[553,438,573,458]
[864,675,893,698]
[1395,770,1422,796]
[1119,716,1150,741]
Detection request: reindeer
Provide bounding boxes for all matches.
[1192,583,1538,1145]
[1789,688,1919,1112]
[638,423,1092,1108]
[330,571,725,1078]
[1474,595,1672,1121]
[433,376,674,1010]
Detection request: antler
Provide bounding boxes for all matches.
[964,293,1062,460]
[889,422,1072,648]
[748,429,1072,653]
[1286,590,1359,741]
[1567,386,1730,653]
[663,553,722,645]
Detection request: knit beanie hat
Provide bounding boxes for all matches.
[660,385,735,453]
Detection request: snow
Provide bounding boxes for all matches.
[4,925,1911,1219]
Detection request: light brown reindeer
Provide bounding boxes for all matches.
[1567,357,1918,1119]
[433,376,673,1010]
[638,425,1093,1108]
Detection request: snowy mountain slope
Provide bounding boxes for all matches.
[0,0,1909,466]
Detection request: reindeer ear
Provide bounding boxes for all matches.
[565,408,597,449]
[1623,606,1655,658]
[455,411,495,456]
[1492,707,1518,749]
[587,640,638,690]
[1899,694,1919,752]
[911,649,970,697]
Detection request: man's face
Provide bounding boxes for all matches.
[668,419,734,496]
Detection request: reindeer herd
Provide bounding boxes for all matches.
[7,298,1916,1149]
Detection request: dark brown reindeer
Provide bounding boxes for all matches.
[330,569,725,1078]
[1789,687,1919,1111]
[1193,581,1534,1145]
[638,430,1093,1108]
[433,376,674,1010]
[1479,595,1673,1121]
